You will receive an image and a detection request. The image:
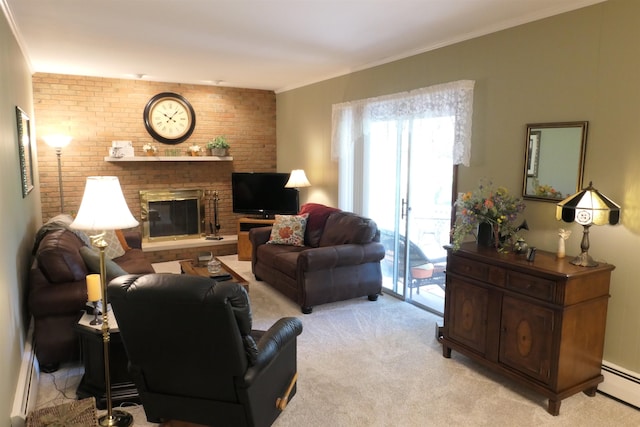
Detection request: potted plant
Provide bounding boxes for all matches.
[187,144,201,156]
[206,136,230,156]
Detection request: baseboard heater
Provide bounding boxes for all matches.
[11,318,40,427]
[599,360,640,410]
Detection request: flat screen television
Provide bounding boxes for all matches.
[232,172,299,218]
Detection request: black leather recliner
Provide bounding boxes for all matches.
[108,273,303,427]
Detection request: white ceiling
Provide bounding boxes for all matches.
[3,0,604,93]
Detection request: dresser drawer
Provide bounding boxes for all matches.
[449,255,505,286]
[506,270,556,301]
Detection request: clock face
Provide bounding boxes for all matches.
[143,92,196,144]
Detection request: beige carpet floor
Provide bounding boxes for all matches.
[35,255,639,426]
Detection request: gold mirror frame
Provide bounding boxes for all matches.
[522,121,588,202]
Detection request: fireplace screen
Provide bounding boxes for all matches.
[140,189,205,241]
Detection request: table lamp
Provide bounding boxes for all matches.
[284,169,311,189]
[556,181,620,267]
[71,176,138,427]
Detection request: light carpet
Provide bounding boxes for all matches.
[36,255,639,426]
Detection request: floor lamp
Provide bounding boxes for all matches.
[71,176,139,427]
[43,135,72,213]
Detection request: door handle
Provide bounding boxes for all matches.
[401,198,408,219]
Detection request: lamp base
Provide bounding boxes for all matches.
[98,409,133,426]
[570,251,598,267]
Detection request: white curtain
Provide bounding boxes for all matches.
[331,80,475,211]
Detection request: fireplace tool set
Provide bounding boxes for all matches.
[205,190,223,240]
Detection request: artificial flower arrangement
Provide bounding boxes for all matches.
[451,179,526,251]
[187,144,201,155]
[142,143,157,155]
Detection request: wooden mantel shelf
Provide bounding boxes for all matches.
[104,155,233,162]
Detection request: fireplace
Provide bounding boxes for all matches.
[140,189,205,242]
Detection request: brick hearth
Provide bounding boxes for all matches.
[142,236,238,263]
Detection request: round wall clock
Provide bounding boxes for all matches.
[143,92,196,144]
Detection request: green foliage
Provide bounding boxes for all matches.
[206,136,230,149]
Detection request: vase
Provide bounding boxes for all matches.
[477,222,499,248]
[212,148,228,157]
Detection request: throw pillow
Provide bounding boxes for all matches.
[79,246,128,281]
[99,229,126,259]
[267,214,309,247]
[299,203,341,247]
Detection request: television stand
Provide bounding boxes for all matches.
[237,217,275,261]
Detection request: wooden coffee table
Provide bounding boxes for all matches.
[179,258,249,292]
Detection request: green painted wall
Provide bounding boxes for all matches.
[277,0,640,372]
[0,7,41,425]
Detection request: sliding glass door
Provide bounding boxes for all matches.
[333,80,473,315]
[364,117,453,314]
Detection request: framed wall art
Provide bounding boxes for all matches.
[16,106,34,197]
[526,130,541,177]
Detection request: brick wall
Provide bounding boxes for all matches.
[32,74,276,240]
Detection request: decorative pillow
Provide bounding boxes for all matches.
[99,229,126,259]
[79,246,128,281]
[299,203,341,247]
[267,214,309,247]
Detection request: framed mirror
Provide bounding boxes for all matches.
[16,106,34,197]
[522,121,588,202]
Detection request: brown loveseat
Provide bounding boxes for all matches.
[28,215,155,372]
[249,203,385,314]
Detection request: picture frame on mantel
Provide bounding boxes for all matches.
[16,106,34,197]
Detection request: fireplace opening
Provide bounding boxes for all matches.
[140,189,205,242]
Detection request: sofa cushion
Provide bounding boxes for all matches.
[36,229,89,283]
[114,249,156,275]
[256,244,305,277]
[80,246,128,281]
[299,203,341,247]
[267,214,309,247]
[318,212,378,246]
[32,214,91,255]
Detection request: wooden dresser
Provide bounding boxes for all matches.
[439,243,614,415]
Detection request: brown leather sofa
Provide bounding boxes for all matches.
[29,219,155,372]
[249,203,385,314]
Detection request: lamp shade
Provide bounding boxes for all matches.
[43,134,72,149]
[285,169,311,188]
[556,182,620,226]
[71,176,139,231]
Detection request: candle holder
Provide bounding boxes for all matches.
[90,301,102,325]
